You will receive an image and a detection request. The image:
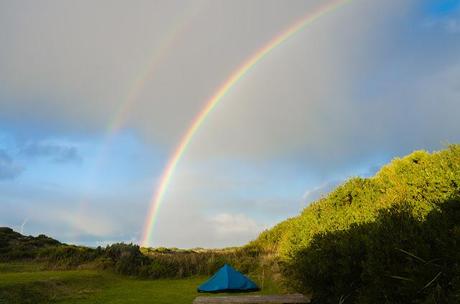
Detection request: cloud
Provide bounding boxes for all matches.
[140,0,460,247]
[152,204,268,248]
[445,18,460,32]
[423,16,460,33]
[147,158,310,247]
[0,189,145,246]
[209,213,265,240]
[0,149,23,180]
[175,0,460,177]
[2,0,439,179]
[0,1,413,147]
[54,211,116,237]
[20,142,82,163]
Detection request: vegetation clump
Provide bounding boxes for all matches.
[249,145,460,303]
[0,228,262,279]
[0,227,60,260]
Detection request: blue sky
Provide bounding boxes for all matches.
[425,0,460,15]
[1,0,460,247]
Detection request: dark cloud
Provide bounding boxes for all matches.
[0,149,23,180]
[20,142,82,163]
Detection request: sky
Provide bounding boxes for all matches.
[1,0,460,248]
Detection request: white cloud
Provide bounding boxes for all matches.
[53,211,116,237]
[423,16,460,33]
[445,18,460,33]
[210,213,264,237]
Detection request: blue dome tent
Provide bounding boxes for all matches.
[197,264,259,293]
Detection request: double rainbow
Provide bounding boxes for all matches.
[141,0,351,247]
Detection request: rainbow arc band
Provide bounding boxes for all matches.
[141,0,351,247]
[73,6,198,237]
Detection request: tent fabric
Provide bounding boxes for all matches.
[197,264,259,293]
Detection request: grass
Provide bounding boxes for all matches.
[0,262,46,273]
[0,263,282,303]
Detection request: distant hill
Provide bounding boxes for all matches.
[0,227,61,260]
[248,145,460,303]
[0,227,261,280]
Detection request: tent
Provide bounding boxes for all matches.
[197,264,259,293]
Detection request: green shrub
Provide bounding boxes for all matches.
[252,145,460,303]
[289,199,460,303]
[105,243,148,275]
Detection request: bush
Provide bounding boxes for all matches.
[105,243,148,275]
[289,199,460,303]
[251,145,460,302]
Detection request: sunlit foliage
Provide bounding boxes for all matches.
[249,145,460,303]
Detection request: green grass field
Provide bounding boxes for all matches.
[0,263,282,304]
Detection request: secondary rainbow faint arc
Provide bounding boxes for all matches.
[141,0,351,247]
[106,3,201,138]
[74,5,198,232]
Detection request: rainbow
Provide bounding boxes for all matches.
[73,6,199,240]
[141,0,351,247]
[106,4,201,138]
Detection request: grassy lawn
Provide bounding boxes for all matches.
[0,263,282,304]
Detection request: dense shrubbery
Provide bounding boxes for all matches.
[38,245,103,268]
[0,228,60,260]
[250,145,460,303]
[104,243,149,275]
[290,199,460,303]
[0,228,263,279]
[0,228,107,270]
[139,247,262,279]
